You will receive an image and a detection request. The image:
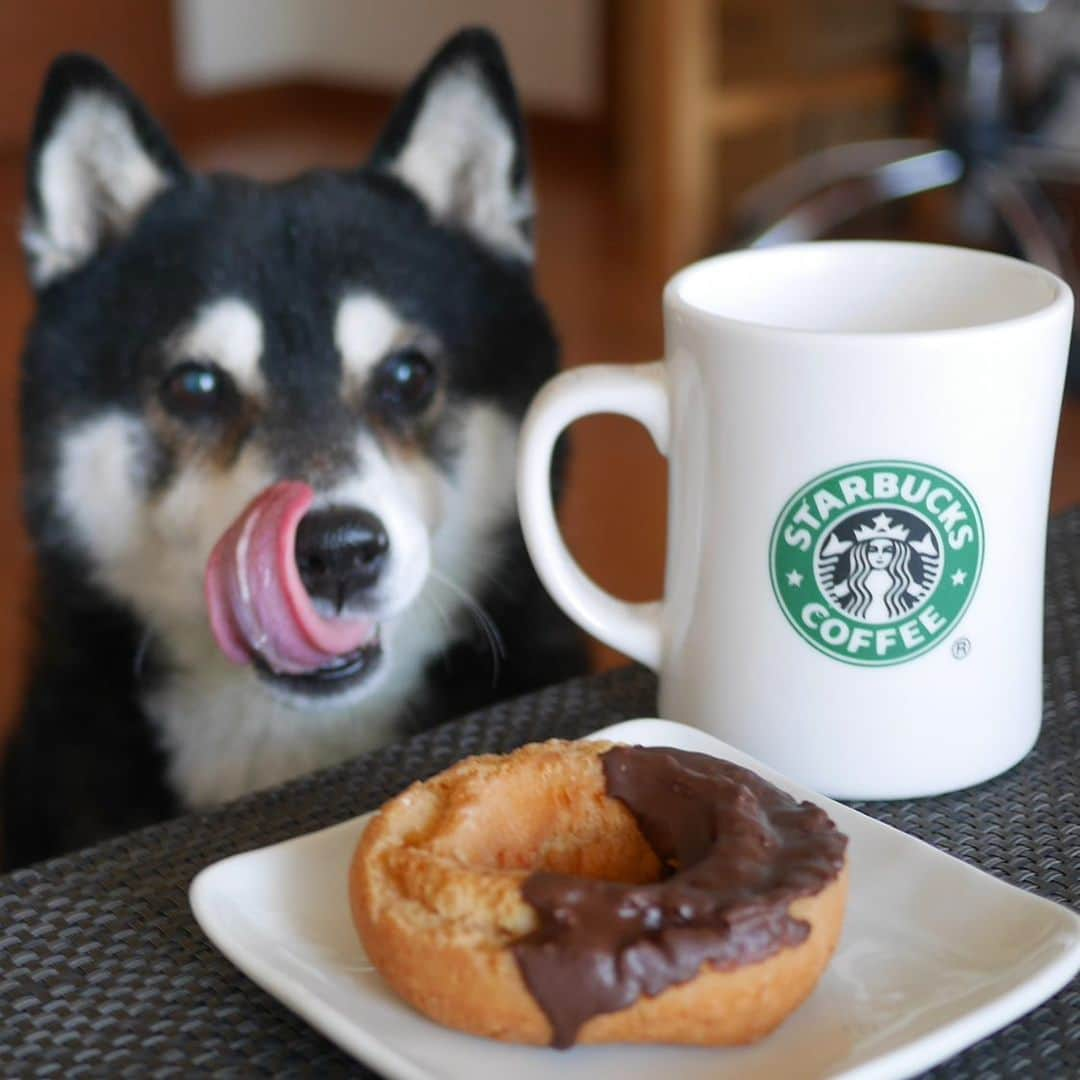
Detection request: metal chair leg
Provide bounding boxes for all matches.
[735,139,944,234]
[1009,139,1080,185]
[977,159,1080,383]
[739,146,965,248]
[971,162,1068,275]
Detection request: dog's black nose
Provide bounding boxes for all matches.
[295,508,390,610]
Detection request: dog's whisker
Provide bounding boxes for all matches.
[463,564,514,599]
[430,570,506,658]
[132,627,155,680]
[422,584,490,677]
[421,588,454,638]
[445,553,514,599]
[429,569,505,686]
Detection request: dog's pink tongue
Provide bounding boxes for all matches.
[205,482,376,674]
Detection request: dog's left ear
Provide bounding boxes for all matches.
[369,28,534,262]
[22,54,187,288]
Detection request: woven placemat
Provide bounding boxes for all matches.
[2,513,1079,1078]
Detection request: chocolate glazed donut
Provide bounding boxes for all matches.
[515,746,848,1046]
[350,740,849,1047]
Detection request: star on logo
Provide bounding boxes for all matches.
[951,570,967,586]
[786,570,804,587]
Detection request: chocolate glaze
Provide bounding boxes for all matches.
[512,745,847,1048]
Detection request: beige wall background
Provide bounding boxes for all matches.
[174,0,604,115]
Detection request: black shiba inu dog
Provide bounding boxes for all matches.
[1,29,586,869]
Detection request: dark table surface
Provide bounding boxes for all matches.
[3,512,1080,1078]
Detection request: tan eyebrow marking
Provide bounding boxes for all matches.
[173,298,265,396]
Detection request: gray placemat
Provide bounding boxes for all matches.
[1,512,1079,1077]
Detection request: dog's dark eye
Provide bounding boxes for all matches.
[160,362,236,421]
[372,347,439,416]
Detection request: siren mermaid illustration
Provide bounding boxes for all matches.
[818,511,942,625]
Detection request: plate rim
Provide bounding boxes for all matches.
[190,833,431,1080]
[189,717,1080,1080]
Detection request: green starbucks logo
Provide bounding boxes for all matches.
[770,461,983,666]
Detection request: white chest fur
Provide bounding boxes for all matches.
[141,612,446,809]
[141,562,478,809]
[143,654,403,808]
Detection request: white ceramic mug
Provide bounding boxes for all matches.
[517,241,1073,798]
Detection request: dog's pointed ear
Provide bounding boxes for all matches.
[368,28,534,262]
[22,53,187,288]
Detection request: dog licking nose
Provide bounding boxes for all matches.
[204,481,378,675]
[295,508,390,613]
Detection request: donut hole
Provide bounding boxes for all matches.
[428,749,662,885]
[369,744,668,944]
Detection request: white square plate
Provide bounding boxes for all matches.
[190,719,1080,1080]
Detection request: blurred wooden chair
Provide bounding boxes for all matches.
[614,0,905,279]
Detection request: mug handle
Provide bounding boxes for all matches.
[517,361,669,669]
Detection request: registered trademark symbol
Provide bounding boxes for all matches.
[952,638,971,660]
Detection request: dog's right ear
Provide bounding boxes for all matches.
[22,54,187,288]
